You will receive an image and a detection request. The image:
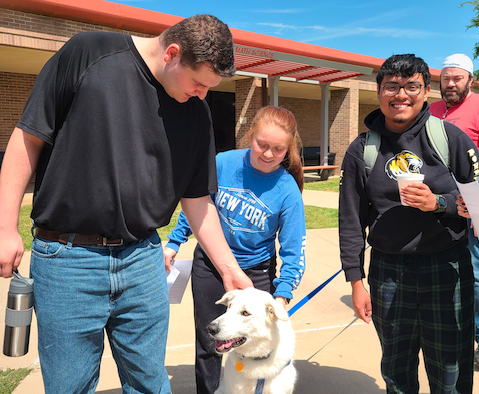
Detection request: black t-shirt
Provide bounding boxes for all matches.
[18,31,217,241]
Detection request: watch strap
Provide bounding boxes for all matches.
[432,194,446,213]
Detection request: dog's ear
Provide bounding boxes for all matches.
[266,300,290,322]
[215,290,240,306]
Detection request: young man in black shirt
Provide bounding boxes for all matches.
[0,14,252,394]
[340,54,479,393]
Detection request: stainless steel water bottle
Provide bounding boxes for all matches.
[3,271,34,357]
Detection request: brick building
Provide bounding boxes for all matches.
[0,0,475,173]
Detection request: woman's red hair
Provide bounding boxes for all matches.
[240,106,304,192]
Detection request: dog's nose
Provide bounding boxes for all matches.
[207,322,220,335]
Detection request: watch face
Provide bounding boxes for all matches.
[437,195,447,209]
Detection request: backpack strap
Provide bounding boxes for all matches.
[425,116,449,168]
[363,116,449,177]
[364,129,380,177]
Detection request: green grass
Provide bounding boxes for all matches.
[19,206,33,252]
[303,177,340,193]
[157,204,338,236]
[0,368,32,394]
[19,196,339,250]
[303,177,339,228]
[304,205,338,229]
[157,205,182,241]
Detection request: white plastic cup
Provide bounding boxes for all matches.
[396,173,425,206]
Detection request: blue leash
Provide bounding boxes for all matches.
[255,378,265,394]
[288,269,342,317]
[287,245,371,317]
[254,360,291,394]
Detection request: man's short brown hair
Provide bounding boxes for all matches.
[161,14,236,78]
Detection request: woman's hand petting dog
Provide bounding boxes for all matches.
[274,296,288,310]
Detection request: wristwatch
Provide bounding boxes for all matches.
[432,194,447,213]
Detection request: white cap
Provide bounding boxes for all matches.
[442,53,474,75]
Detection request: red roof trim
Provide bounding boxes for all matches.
[235,58,275,71]
[0,0,442,79]
[0,0,182,34]
[270,65,316,78]
[293,69,340,81]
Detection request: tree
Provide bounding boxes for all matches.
[461,1,479,78]
[462,1,479,60]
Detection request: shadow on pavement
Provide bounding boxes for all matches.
[167,364,196,394]
[165,361,386,394]
[95,364,198,394]
[340,294,354,310]
[294,361,386,393]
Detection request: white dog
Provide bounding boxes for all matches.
[208,288,297,394]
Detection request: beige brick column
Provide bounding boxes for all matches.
[0,72,36,151]
[329,79,359,169]
[234,77,264,145]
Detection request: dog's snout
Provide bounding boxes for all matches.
[207,322,220,335]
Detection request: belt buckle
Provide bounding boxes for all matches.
[102,237,124,246]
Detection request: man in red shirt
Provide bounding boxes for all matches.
[430,54,479,145]
[430,53,479,364]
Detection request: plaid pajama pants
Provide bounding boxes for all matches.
[368,247,474,394]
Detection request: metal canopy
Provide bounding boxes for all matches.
[234,44,373,83]
[232,44,374,169]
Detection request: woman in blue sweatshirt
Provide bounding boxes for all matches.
[163,106,306,394]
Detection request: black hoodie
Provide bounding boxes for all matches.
[339,102,479,282]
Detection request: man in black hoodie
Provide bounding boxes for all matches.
[339,54,479,393]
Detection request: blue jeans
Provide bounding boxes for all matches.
[30,232,171,394]
[469,221,479,343]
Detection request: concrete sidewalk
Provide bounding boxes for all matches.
[3,189,479,393]
[303,189,338,209]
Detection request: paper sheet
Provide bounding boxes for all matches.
[454,178,479,231]
[166,259,193,304]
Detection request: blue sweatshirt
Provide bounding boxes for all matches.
[166,149,306,299]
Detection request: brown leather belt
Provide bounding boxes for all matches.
[35,228,124,246]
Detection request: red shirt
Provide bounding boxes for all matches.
[430,92,479,147]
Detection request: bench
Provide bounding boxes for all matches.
[300,146,321,166]
[302,165,339,181]
[300,147,337,180]
[300,148,336,166]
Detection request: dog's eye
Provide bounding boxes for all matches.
[241,310,250,316]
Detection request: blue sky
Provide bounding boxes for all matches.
[111,0,479,72]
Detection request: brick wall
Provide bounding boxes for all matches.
[0,72,36,150]
[234,84,323,151]
[234,77,263,144]
[0,8,148,39]
[329,81,359,172]
[279,97,321,147]
[359,104,379,134]
[356,73,376,83]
